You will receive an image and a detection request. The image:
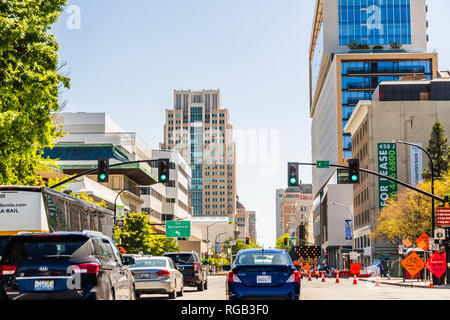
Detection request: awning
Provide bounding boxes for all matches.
[65,176,129,210]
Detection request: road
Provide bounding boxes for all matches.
[138,275,450,300]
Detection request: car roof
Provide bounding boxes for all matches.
[237,248,288,254]
[11,231,111,241]
[164,252,198,255]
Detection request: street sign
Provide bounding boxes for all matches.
[316,161,330,169]
[402,238,413,248]
[435,228,446,240]
[429,239,439,251]
[165,220,191,238]
[350,252,359,260]
[401,252,425,277]
[230,241,236,245]
[350,263,361,275]
[398,245,407,255]
[426,252,447,279]
[415,233,430,251]
[345,220,352,240]
[303,263,311,271]
[437,207,450,226]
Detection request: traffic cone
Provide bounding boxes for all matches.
[375,276,380,287]
[429,276,434,288]
[321,272,326,282]
[335,270,340,284]
[308,272,312,281]
[353,274,358,285]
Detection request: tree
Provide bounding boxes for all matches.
[423,118,449,180]
[222,238,261,256]
[372,172,450,245]
[0,0,70,185]
[275,234,291,250]
[114,212,179,255]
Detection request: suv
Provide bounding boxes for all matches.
[164,252,208,291]
[0,231,136,300]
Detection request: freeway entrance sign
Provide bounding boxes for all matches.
[316,161,330,169]
[165,220,191,238]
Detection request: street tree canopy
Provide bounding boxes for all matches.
[275,234,291,250]
[372,172,450,245]
[422,118,449,180]
[0,0,70,185]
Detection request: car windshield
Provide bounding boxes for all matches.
[132,259,167,268]
[165,254,196,264]
[1,235,90,264]
[236,252,291,265]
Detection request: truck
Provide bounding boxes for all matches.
[0,185,115,258]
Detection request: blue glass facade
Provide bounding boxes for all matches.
[190,107,203,215]
[341,59,432,157]
[339,0,411,46]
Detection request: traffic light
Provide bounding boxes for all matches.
[204,252,208,259]
[97,158,109,182]
[245,237,250,245]
[288,162,299,186]
[283,237,288,246]
[158,159,170,184]
[347,159,360,184]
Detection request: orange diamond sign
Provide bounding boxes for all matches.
[415,233,430,251]
[403,238,413,248]
[118,246,127,254]
[303,263,312,271]
[401,252,425,277]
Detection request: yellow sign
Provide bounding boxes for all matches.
[401,252,425,277]
[303,263,311,271]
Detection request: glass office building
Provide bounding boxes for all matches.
[339,0,412,46]
[341,59,432,158]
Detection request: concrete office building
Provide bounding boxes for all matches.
[344,77,450,265]
[235,197,249,240]
[308,0,438,263]
[161,90,237,219]
[247,211,257,242]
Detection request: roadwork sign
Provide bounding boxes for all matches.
[426,252,447,279]
[401,252,425,277]
[415,233,430,251]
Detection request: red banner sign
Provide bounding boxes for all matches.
[350,263,361,275]
[426,252,447,279]
[437,207,450,226]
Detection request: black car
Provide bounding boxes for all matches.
[164,252,208,291]
[0,231,136,300]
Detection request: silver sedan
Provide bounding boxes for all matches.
[129,256,184,299]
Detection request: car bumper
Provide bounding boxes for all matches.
[134,279,174,294]
[227,283,300,301]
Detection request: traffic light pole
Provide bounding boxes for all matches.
[294,162,446,204]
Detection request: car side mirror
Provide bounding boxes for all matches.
[123,256,135,266]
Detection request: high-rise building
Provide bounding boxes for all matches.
[275,188,286,239]
[247,211,257,242]
[309,0,438,266]
[161,89,236,219]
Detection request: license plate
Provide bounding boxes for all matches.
[34,280,54,291]
[140,273,151,279]
[257,275,271,284]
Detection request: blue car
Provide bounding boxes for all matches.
[226,249,300,300]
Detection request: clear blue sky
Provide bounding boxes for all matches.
[52,0,450,248]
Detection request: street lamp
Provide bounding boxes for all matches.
[395,140,435,235]
[206,221,225,253]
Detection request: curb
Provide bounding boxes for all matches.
[358,278,432,288]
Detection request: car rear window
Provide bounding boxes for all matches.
[165,253,196,264]
[1,235,91,265]
[236,252,291,265]
[132,259,167,268]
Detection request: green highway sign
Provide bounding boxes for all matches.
[316,161,330,169]
[165,220,191,238]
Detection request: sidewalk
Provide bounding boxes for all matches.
[358,277,450,289]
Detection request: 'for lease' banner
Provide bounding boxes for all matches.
[378,143,398,209]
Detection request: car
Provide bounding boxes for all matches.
[129,256,184,299]
[226,248,301,300]
[164,251,208,291]
[0,231,136,300]
[0,236,10,260]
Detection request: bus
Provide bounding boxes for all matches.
[0,185,114,257]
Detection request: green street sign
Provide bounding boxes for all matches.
[317,161,330,169]
[165,221,191,238]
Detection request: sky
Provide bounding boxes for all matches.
[51,0,450,248]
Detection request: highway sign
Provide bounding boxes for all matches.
[401,252,425,277]
[437,207,450,226]
[165,220,191,238]
[316,161,330,169]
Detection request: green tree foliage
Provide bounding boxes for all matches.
[275,233,291,250]
[114,212,179,255]
[0,0,70,185]
[423,118,449,180]
[222,238,261,256]
[372,172,450,245]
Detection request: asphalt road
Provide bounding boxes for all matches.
[137,275,450,300]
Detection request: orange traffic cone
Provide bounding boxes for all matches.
[335,270,340,284]
[353,274,358,285]
[375,276,380,287]
[429,276,434,288]
[308,272,312,281]
[321,272,326,282]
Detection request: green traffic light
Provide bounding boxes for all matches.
[290,177,297,184]
[160,174,167,181]
[99,173,106,181]
[351,175,358,181]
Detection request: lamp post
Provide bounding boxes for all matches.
[206,221,223,254]
[113,185,144,231]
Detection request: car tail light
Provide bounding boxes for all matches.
[72,263,100,274]
[0,265,17,276]
[194,263,200,272]
[286,270,300,283]
[157,270,170,277]
[227,271,242,283]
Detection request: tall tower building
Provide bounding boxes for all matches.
[161,89,236,219]
[309,0,437,265]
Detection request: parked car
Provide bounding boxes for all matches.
[0,231,136,300]
[129,256,184,299]
[226,249,301,300]
[164,252,208,291]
